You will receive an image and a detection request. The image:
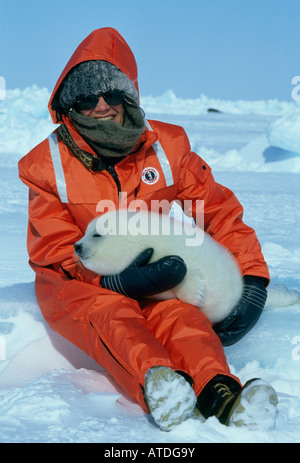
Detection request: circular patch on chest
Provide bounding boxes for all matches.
[141,167,160,185]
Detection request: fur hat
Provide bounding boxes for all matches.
[59,60,138,111]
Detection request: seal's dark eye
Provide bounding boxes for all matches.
[93,233,101,238]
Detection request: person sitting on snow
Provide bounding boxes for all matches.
[18,27,278,431]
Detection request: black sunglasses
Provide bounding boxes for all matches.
[74,90,125,111]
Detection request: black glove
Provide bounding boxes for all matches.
[213,275,268,346]
[101,248,187,299]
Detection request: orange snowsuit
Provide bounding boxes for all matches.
[18,28,270,412]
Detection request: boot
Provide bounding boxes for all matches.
[197,374,278,430]
[144,366,197,431]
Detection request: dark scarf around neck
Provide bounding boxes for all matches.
[68,102,146,158]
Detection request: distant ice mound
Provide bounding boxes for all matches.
[267,109,300,154]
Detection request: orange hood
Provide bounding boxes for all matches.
[49,28,139,123]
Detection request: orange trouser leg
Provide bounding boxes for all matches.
[34,268,176,412]
[35,267,240,412]
[142,299,241,396]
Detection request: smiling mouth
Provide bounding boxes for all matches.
[96,116,114,121]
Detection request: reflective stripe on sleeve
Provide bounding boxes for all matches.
[47,133,69,203]
[146,121,174,187]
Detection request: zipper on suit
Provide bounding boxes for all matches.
[106,165,122,195]
[89,321,135,379]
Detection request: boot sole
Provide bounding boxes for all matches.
[144,366,196,431]
[228,378,278,430]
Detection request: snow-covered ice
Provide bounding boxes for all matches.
[268,109,300,154]
[0,86,299,443]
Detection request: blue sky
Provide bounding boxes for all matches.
[1,0,299,101]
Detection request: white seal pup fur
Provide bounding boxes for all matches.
[75,209,300,323]
[75,209,244,324]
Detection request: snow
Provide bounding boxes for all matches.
[0,86,300,443]
[268,109,300,154]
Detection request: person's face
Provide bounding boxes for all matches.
[79,96,124,125]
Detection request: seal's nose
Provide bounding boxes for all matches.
[74,242,82,256]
